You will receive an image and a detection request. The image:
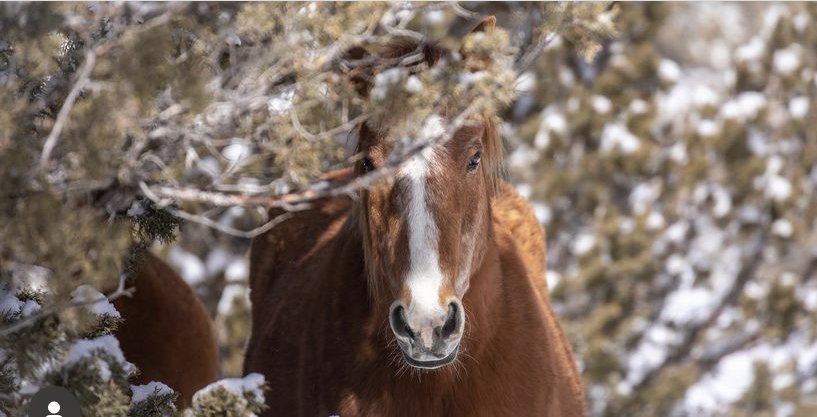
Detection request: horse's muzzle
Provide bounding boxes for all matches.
[389,300,464,369]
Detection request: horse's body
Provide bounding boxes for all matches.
[245,16,585,416]
[244,171,585,416]
[114,251,219,406]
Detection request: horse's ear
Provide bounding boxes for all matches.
[471,15,496,33]
[460,15,497,70]
[340,45,374,97]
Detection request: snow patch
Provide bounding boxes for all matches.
[788,96,809,118]
[771,219,793,238]
[168,246,206,286]
[371,68,403,101]
[592,95,612,114]
[222,142,251,163]
[735,37,765,63]
[658,59,681,82]
[572,233,596,256]
[65,335,135,378]
[267,90,294,115]
[515,71,536,93]
[600,122,640,155]
[193,373,266,406]
[217,284,250,316]
[71,285,121,318]
[131,381,175,405]
[404,75,423,93]
[773,44,802,75]
[720,92,766,121]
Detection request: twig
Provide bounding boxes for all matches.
[39,49,97,170]
[141,98,486,209]
[167,208,296,239]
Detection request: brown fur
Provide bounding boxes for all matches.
[244,176,585,416]
[244,18,585,416]
[114,251,219,406]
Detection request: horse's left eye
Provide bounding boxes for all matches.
[361,157,375,174]
[466,152,481,172]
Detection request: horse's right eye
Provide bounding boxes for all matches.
[361,157,375,174]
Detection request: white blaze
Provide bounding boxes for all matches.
[400,140,446,330]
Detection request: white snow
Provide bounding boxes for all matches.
[658,59,681,82]
[71,285,121,318]
[126,201,146,217]
[168,246,206,286]
[542,109,568,135]
[763,175,792,202]
[419,115,445,142]
[600,122,640,155]
[711,186,732,218]
[668,143,688,164]
[626,324,682,386]
[572,233,596,256]
[592,95,612,114]
[507,144,538,169]
[788,96,809,118]
[222,142,251,163]
[205,247,232,277]
[646,211,665,230]
[720,91,766,121]
[458,71,486,86]
[217,284,249,316]
[64,335,135,378]
[371,68,403,101]
[629,99,648,114]
[772,44,802,75]
[692,85,719,108]
[696,120,719,137]
[661,287,716,324]
[193,373,266,406]
[664,221,689,243]
[515,183,531,199]
[423,10,445,25]
[267,89,294,115]
[535,108,568,149]
[405,75,423,93]
[225,258,249,282]
[0,290,24,317]
[629,182,661,215]
[532,202,552,225]
[735,37,765,63]
[132,381,175,405]
[771,218,793,238]
[545,270,561,290]
[515,71,536,93]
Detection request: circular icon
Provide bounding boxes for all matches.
[27,386,80,417]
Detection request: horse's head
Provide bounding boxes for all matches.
[352,16,502,369]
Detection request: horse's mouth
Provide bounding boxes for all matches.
[400,346,459,370]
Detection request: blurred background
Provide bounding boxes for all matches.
[2,2,816,416]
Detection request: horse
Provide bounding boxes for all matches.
[243,16,586,417]
[113,251,219,406]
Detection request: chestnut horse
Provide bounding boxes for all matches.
[114,251,219,406]
[244,17,586,417]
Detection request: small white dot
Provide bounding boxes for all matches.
[48,401,60,413]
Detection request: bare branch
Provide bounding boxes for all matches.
[167,208,296,239]
[39,49,96,170]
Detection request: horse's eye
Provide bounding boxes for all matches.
[466,152,481,172]
[361,157,375,174]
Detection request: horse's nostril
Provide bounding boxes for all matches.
[391,305,414,339]
[441,302,459,338]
